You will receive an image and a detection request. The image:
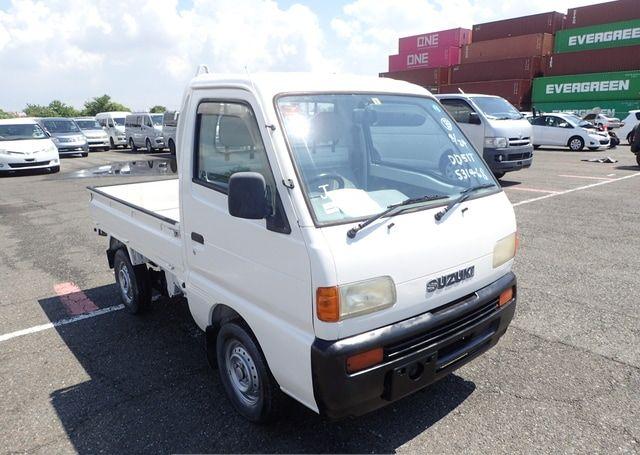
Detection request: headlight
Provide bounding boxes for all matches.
[493,232,517,268]
[316,276,397,322]
[52,137,60,143]
[48,144,58,153]
[484,137,509,148]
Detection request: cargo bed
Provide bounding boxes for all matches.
[88,178,184,280]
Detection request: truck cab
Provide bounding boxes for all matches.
[436,94,533,179]
[89,72,518,422]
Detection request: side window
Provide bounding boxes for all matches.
[531,116,546,126]
[440,99,476,124]
[144,116,152,127]
[194,101,290,233]
[584,114,595,121]
[635,112,640,120]
[545,116,559,127]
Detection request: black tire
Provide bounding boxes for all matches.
[493,171,506,180]
[216,322,286,423]
[103,147,110,152]
[146,138,154,153]
[533,145,540,150]
[636,154,640,168]
[628,133,634,145]
[82,152,89,157]
[50,165,60,173]
[588,147,599,151]
[568,136,584,151]
[129,138,138,153]
[168,139,176,155]
[113,249,151,314]
[110,137,115,149]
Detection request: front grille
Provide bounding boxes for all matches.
[507,152,532,161]
[384,297,498,360]
[509,137,530,147]
[8,161,51,168]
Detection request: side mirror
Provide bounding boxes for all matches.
[228,172,270,219]
[468,112,481,125]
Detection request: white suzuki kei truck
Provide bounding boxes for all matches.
[89,72,518,422]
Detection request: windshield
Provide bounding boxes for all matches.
[75,119,102,130]
[113,117,125,126]
[0,123,48,141]
[277,94,497,225]
[41,119,80,134]
[470,97,523,120]
[151,114,163,126]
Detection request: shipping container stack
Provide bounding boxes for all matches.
[438,12,564,109]
[380,28,472,93]
[532,0,640,120]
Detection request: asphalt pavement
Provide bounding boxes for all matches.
[0,146,638,454]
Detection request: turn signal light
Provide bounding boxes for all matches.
[316,286,340,322]
[346,347,383,373]
[498,287,514,306]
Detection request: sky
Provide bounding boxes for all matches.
[0,0,600,112]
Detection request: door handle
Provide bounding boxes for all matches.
[191,232,204,244]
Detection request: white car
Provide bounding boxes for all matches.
[0,118,60,173]
[75,117,111,151]
[528,113,609,151]
[617,110,640,144]
[582,112,624,130]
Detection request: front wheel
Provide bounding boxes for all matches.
[168,139,176,155]
[493,171,506,180]
[533,145,540,150]
[568,136,585,151]
[146,138,154,153]
[113,249,151,314]
[129,138,138,153]
[110,137,115,149]
[627,133,634,145]
[636,154,640,168]
[216,322,286,423]
[81,152,88,157]
[49,165,60,173]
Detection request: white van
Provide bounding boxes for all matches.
[89,72,518,422]
[162,110,178,155]
[436,94,533,179]
[124,112,164,152]
[96,111,130,149]
[0,118,60,173]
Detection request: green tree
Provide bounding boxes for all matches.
[82,95,130,116]
[24,100,79,117]
[149,105,166,113]
[24,104,57,117]
[0,109,13,119]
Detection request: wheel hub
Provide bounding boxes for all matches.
[225,340,259,406]
[117,264,133,304]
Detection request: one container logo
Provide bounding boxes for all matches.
[416,33,439,48]
[407,53,429,66]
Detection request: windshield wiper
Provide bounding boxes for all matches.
[347,194,448,239]
[434,184,496,221]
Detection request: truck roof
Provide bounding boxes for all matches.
[188,72,432,98]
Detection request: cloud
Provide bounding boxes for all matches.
[0,0,336,111]
[330,0,602,75]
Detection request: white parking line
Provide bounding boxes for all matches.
[514,172,640,207]
[504,186,560,194]
[0,305,124,343]
[558,174,612,181]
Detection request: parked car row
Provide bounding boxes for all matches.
[0,118,60,173]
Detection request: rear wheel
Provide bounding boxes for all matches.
[113,249,151,314]
[628,133,634,145]
[568,136,584,151]
[216,322,286,423]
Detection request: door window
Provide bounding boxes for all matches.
[439,99,476,124]
[530,116,546,126]
[635,112,640,120]
[144,116,152,127]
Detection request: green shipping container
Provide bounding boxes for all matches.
[532,71,640,103]
[555,19,640,53]
[531,99,640,120]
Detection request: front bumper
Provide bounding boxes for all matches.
[87,138,110,149]
[56,142,89,154]
[311,272,516,420]
[484,145,533,173]
[0,155,59,171]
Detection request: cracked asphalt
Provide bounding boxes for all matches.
[0,146,639,454]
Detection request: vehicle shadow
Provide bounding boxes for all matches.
[40,286,476,454]
[615,165,640,171]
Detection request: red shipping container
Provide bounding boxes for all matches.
[380,67,450,87]
[472,12,565,42]
[398,28,471,54]
[388,46,461,72]
[450,57,543,83]
[544,45,640,76]
[566,0,640,29]
[438,79,533,109]
[461,33,554,64]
